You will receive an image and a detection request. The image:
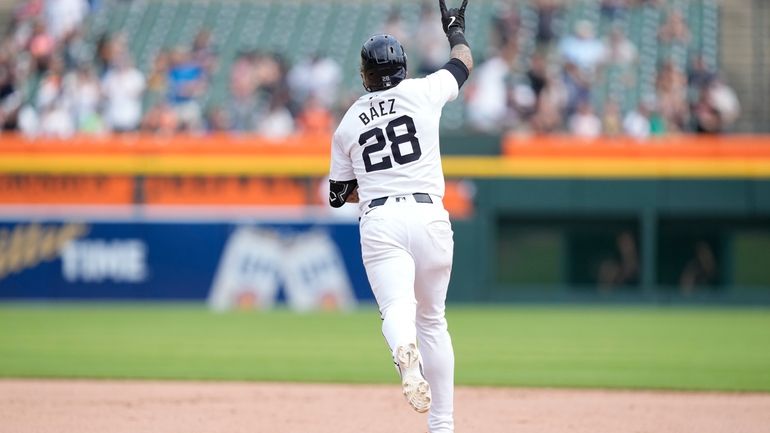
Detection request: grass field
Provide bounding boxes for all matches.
[1,304,769,392]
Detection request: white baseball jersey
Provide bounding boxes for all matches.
[329,69,460,203]
[331,65,462,433]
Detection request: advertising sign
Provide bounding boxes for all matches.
[0,220,370,307]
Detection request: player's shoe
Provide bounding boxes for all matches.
[395,343,431,413]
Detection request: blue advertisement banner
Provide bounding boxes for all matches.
[0,220,371,303]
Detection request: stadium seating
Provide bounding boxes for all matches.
[18,0,723,131]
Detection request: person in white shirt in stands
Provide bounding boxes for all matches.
[287,54,342,109]
[559,20,607,74]
[63,65,103,132]
[45,0,89,40]
[464,43,514,132]
[39,98,75,137]
[568,100,602,138]
[256,96,295,139]
[624,99,654,140]
[101,56,145,132]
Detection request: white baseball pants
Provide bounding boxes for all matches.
[359,194,455,433]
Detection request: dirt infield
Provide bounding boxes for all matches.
[2,380,769,433]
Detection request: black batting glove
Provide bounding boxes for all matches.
[439,0,468,37]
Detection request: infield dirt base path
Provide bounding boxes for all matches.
[1,380,769,433]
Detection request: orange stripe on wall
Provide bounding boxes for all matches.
[0,133,332,156]
[502,135,770,158]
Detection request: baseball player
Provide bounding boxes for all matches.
[328,1,473,432]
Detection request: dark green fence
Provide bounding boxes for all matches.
[449,179,770,303]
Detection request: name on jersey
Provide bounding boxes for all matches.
[358,98,397,126]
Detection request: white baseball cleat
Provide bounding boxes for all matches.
[395,343,431,413]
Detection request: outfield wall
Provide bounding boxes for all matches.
[1,134,769,304]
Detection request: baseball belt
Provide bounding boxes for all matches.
[368,193,434,208]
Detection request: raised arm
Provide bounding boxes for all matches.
[439,0,474,74]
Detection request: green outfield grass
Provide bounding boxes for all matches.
[0,304,769,391]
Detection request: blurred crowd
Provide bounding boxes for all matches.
[465,0,740,137]
[0,0,345,137]
[0,0,740,138]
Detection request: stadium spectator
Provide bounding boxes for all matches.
[167,48,207,105]
[287,54,341,108]
[658,9,691,44]
[655,60,689,132]
[693,78,740,134]
[679,241,717,293]
[14,0,44,22]
[0,63,22,131]
[559,21,607,74]
[692,90,721,134]
[63,64,103,132]
[35,55,64,109]
[623,100,653,140]
[204,105,231,133]
[490,4,520,53]
[598,231,640,291]
[568,100,602,138]
[530,75,566,133]
[256,96,294,139]
[604,26,638,68]
[227,56,260,131]
[167,47,207,130]
[230,51,258,100]
[602,100,623,136]
[191,29,217,76]
[527,53,548,101]
[649,107,668,136]
[253,52,288,100]
[27,20,54,72]
[146,50,170,96]
[39,97,74,137]
[534,0,561,49]
[687,55,717,105]
[296,93,334,134]
[511,81,538,125]
[227,51,294,133]
[561,61,592,117]
[465,45,516,133]
[60,27,88,70]
[95,32,128,75]
[19,54,71,138]
[708,79,740,125]
[101,55,145,132]
[413,1,448,74]
[18,104,39,136]
[226,94,261,132]
[141,101,178,134]
[44,0,89,40]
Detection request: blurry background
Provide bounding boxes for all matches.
[0,0,769,307]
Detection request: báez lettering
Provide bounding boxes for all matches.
[358,98,397,125]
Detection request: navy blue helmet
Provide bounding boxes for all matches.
[360,34,407,92]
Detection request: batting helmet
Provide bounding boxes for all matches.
[360,34,407,92]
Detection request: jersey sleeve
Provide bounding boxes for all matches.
[423,68,460,107]
[329,129,355,181]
